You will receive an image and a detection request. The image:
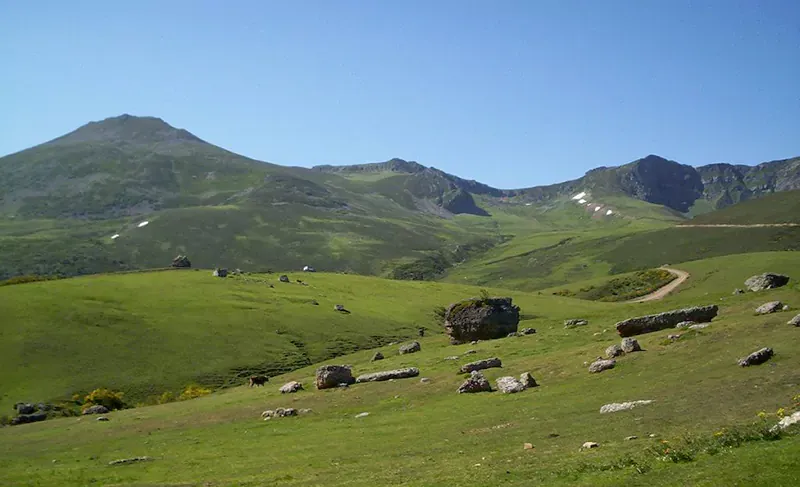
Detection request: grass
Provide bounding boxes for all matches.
[1,251,800,485]
[550,268,676,302]
[685,190,800,225]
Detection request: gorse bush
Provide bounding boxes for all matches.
[83,388,125,411]
[179,385,212,401]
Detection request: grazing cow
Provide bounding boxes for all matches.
[249,375,269,387]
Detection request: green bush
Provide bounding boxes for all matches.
[179,385,212,401]
[157,391,177,404]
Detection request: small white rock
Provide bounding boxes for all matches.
[581,442,599,449]
[355,412,369,419]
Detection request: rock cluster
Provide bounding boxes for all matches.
[457,371,492,393]
[615,305,718,337]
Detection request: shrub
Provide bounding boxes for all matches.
[179,385,212,401]
[157,391,176,404]
[83,388,125,411]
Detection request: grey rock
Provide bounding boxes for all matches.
[589,359,616,373]
[600,400,653,414]
[745,273,790,292]
[275,408,297,417]
[625,436,639,441]
[212,268,228,278]
[355,367,420,383]
[81,405,110,415]
[581,442,599,449]
[507,332,521,338]
[520,372,538,388]
[621,337,642,353]
[279,381,303,394]
[443,356,460,361]
[279,274,290,283]
[457,371,492,393]
[171,255,191,268]
[10,412,47,425]
[371,351,384,362]
[108,456,152,466]
[444,296,520,344]
[615,305,718,337]
[675,321,696,329]
[733,288,745,295]
[755,301,784,315]
[782,305,790,311]
[96,416,109,421]
[667,334,682,341]
[460,357,502,373]
[772,411,800,432]
[495,376,527,394]
[564,319,589,328]
[520,327,536,335]
[689,323,709,330]
[399,341,421,355]
[14,403,35,415]
[788,314,800,326]
[315,365,355,390]
[420,377,431,383]
[605,344,624,358]
[463,349,477,355]
[738,347,774,366]
[355,412,370,419]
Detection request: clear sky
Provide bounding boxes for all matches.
[1,1,798,188]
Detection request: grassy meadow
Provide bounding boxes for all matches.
[1,252,799,486]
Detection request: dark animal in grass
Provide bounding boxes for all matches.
[249,375,269,387]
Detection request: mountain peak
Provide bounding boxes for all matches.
[48,114,204,146]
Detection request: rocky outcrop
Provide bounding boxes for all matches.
[279,381,303,394]
[588,359,616,373]
[621,337,642,353]
[355,367,420,383]
[738,347,774,366]
[745,273,790,292]
[10,412,48,425]
[457,371,492,393]
[755,301,784,315]
[82,405,110,415]
[460,357,502,374]
[399,341,421,355]
[315,365,355,389]
[444,297,520,344]
[599,400,653,414]
[495,376,527,394]
[564,319,589,328]
[615,305,718,337]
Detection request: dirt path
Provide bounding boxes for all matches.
[677,223,800,228]
[626,267,690,303]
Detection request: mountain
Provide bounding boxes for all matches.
[1,114,798,282]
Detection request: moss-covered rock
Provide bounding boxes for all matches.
[443,296,520,345]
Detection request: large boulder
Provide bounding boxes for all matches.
[82,405,110,415]
[615,305,718,337]
[171,255,191,268]
[457,371,492,393]
[755,301,784,315]
[444,297,520,345]
[459,357,502,374]
[745,273,790,292]
[355,367,420,383]
[495,376,527,394]
[315,365,355,390]
[399,341,421,355]
[10,412,48,425]
[738,347,774,367]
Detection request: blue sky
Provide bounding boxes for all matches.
[1,0,798,188]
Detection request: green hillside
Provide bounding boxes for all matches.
[1,252,799,486]
[685,190,800,225]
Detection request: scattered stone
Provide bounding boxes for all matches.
[675,321,696,329]
[315,365,355,390]
[615,305,718,337]
[625,435,639,441]
[460,357,502,373]
[371,351,384,362]
[523,443,534,450]
[457,371,492,393]
[588,359,615,373]
[108,456,152,466]
[520,372,538,388]
[756,301,784,315]
[420,377,431,383]
[399,341,421,355]
[738,347,774,367]
[279,275,290,283]
[621,337,642,353]
[495,376,527,394]
[689,323,709,330]
[212,268,228,278]
[279,381,303,394]
[788,314,800,326]
[96,416,109,422]
[733,288,745,295]
[605,344,624,358]
[564,319,589,328]
[599,400,653,414]
[771,411,800,432]
[171,255,191,268]
[470,340,479,345]
[463,349,477,355]
[668,334,682,341]
[783,305,791,312]
[444,296,521,344]
[334,304,350,313]
[82,405,110,415]
[581,442,599,449]
[443,356,459,361]
[276,408,297,417]
[355,367,420,383]
[745,273,790,292]
[520,327,536,335]
[355,412,370,419]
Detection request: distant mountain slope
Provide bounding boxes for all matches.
[684,189,800,225]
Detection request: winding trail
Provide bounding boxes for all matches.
[626,267,690,303]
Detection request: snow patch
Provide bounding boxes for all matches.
[606,210,613,215]
[578,199,587,204]
[572,192,587,200]
[594,206,602,212]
